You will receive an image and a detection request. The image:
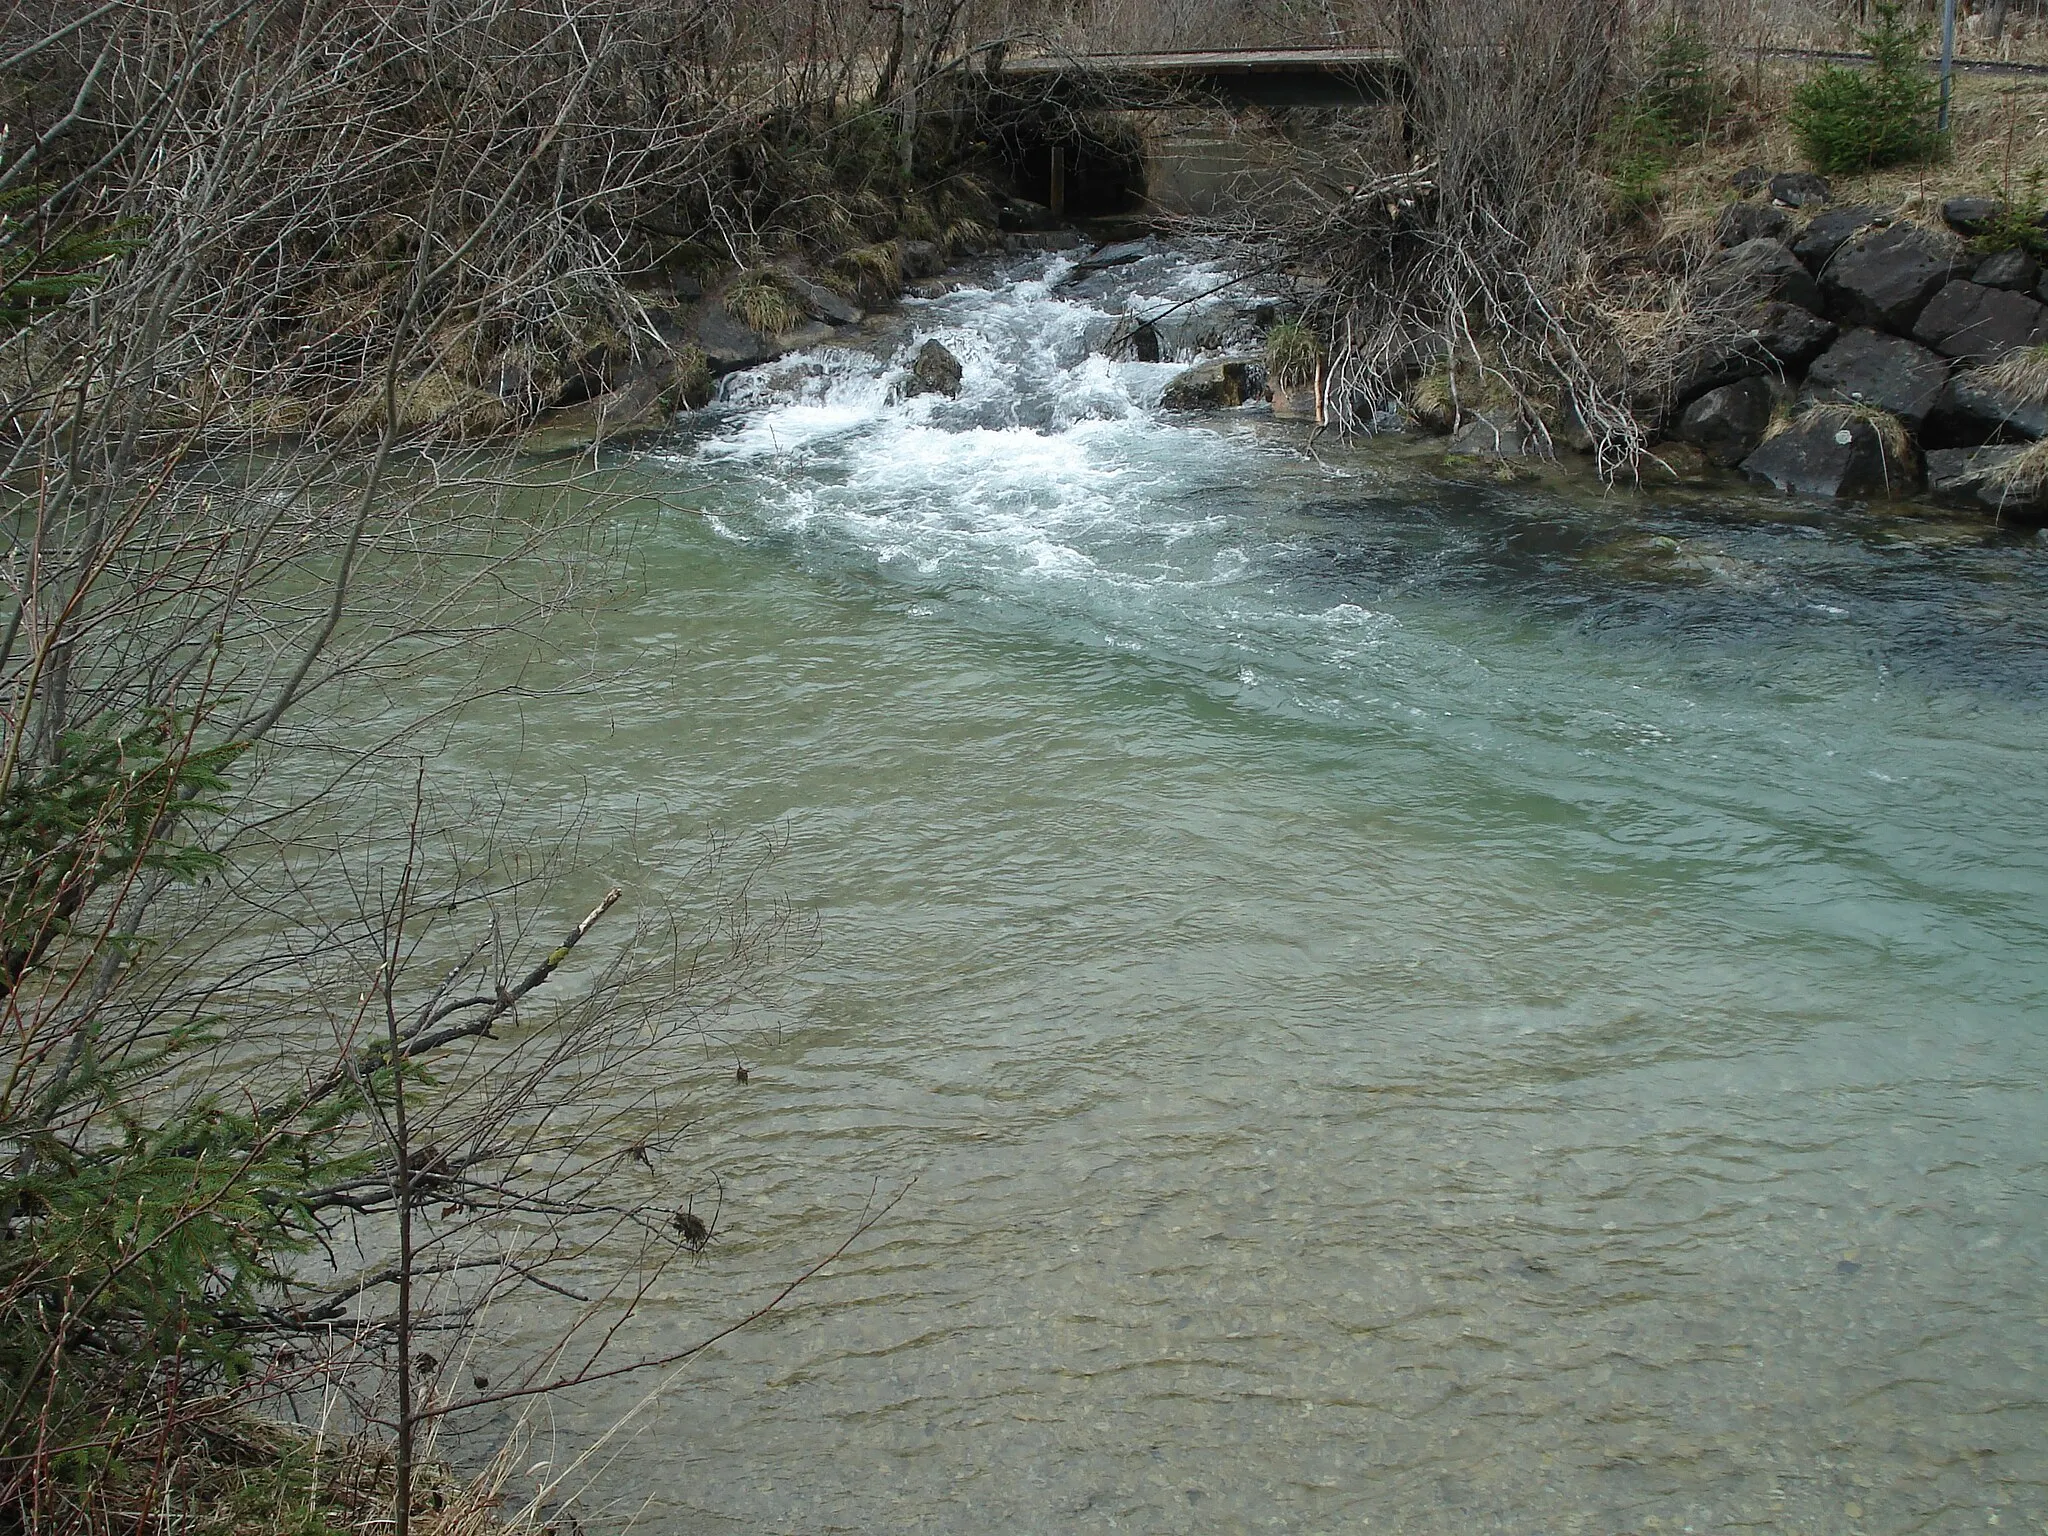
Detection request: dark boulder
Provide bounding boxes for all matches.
[1939,371,2048,440]
[1161,358,1253,410]
[783,272,863,326]
[1805,328,1950,429]
[1739,301,1841,369]
[1770,171,1832,208]
[1677,376,1774,465]
[1739,409,1917,497]
[1927,442,2048,520]
[1910,279,2047,362]
[997,198,1054,232]
[906,338,964,398]
[1941,196,2006,237]
[900,240,947,279]
[696,306,776,372]
[1974,248,2040,291]
[1717,202,1792,247]
[1075,238,1152,272]
[1925,443,2027,499]
[1819,223,1971,331]
[1730,163,1770,195]
[1668,304,1837,408]
[1446,410,1532,457]
[1705,237,1825,313]
[1791,205,1890,272]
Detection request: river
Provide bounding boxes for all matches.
[445,245,2048,1533]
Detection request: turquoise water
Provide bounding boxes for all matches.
[453,249,2048,1533]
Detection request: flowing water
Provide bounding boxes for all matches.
[453,247,2048,1533]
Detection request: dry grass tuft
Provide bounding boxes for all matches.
[1264,321,1322,388]
[1971,342,2048,402]
[724,269,807,336]
[834,242,903,301]
[1789,400,1914,464]
[1982,434,2048,496]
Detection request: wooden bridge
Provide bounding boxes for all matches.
[991,47,1408,110]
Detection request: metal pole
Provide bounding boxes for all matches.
[1939,0,1957,134]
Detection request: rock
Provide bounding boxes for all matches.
[1717,202,1793,246]
[1075,238,1152,271]
[783,272,863,326]
[695,306,776,372]
[1791,205,1891,271]
[1770,171,1832,208]
[1977,463,2048,521]
[906,338,964,398]
[1269,379,1318,420]
[1940,371,2048,440]
[997,198,1054,232]
[1740,300,1841,369]
[519,359,687,457]
[1004,230,1086,253]
[1446,410,1537,458]
[1805,328,1949,429]
[900,240,947,279]
[1731,163,1770,195]
[1642,440,1714,481]
[1676,376,1774,465]
[1909,279,2047,362]
[1704,237,1825,313]
[1819,223,1970,331]
[1669,303,1838,410]
[1925,442,2027,498]
[1739,409,1917,497]
[1941,195,2006,237]
[1974,248,2040,291]
[1161,358,1253,410]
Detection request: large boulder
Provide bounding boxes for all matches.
[1075,238,1152,272]
[1770,171,1832,208]
[1804,328,1950,430]
[783,272,863,326]
[1939,370,2048,440]
[906,338,964,398]
[1717,202,1792,247]
[1447,410,1533,457]
[900,240,947,279]
[1739,301,1841,369]
[1974,248,2041,291]
[1791,205,1891,271]
[1819,223,1971,332]
[1705,237,1824,313]
[1925,443,2027,499]
[1910,280,2048,362]
[1739,408,1918,498]
[1940,196,2005,237]
[1676,376,1774,465]
[1161,358,1254,410]
[1667,303,1837,409]
[695,306,777,372]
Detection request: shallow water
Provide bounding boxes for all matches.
[452,247,2048,1533]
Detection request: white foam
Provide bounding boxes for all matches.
[674,247,1285,594]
